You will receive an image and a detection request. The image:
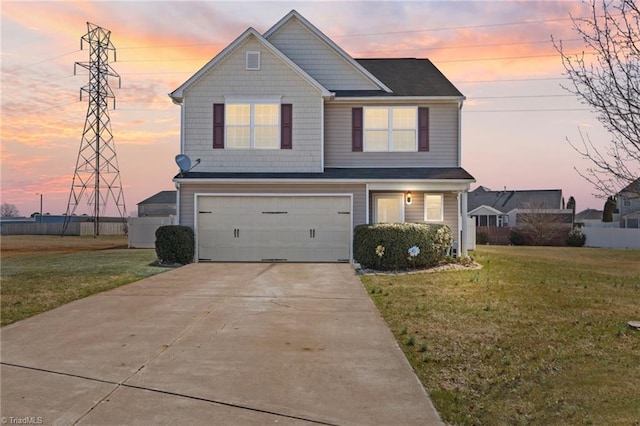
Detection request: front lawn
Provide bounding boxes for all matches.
[361,246,640,425]
[1,236,168,326]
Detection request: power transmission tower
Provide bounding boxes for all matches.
[62,22,127,237]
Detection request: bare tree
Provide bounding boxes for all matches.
[553,0,640,197]
[512,202,573,246]
[1,203,20,217]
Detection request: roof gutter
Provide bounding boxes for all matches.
[173,177,476,185]
[331,95,466,102]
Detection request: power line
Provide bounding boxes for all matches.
[333,16,579,38]
[466,108,591,113]
[119,42,223,50]
[457,77,566,84]
[471,94,574,100]
[4,50,80,73]
[354,38,583,56]
[437,51,591,63]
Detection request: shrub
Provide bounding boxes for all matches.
[155,225,195,264]
[509,229,527,246]
[477,231,489,245]
[353,223,452,271]
[566,228,586,247]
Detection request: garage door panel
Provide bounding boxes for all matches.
[197,196,351,262]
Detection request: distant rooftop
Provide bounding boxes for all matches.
[468,187,563,213]
[138,190,177,206]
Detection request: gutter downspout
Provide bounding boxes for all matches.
[175,100,184,224]
[460,190,469,257]
[457,100,463,167]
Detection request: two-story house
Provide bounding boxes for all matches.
[616,178,640,228]
[169,10,475,262]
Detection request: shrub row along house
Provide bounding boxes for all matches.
[169,10,475,262]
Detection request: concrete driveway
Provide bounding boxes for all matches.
[1,263,443,425]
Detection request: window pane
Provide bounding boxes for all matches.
[226,104,250,125]
[254,127,279,149]
[255,104,279,125]
[227,127,250,148]
[392,130,416,151]
[365,108,388,129]
[425,194,443,221]
[375,196,403,223]
[393,108,416,128]
[365,130,389,151]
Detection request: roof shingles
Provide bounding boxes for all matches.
[331,59,464,98]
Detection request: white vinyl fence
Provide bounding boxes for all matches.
[128,216,177,248]
[582,227,640,249]
[1,222,126,236]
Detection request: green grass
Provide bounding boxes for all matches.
[361,246,640,425]
[1,236,168,326]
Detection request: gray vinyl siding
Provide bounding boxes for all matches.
[179,182,367,229]
[369,191,459,245]
[182,36,323,173]
[266,19,378,91]
[324,102,460,167]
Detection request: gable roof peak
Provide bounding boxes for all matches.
[264,9,392,93]
[169,25,331,103]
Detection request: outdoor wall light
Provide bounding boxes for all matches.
[406,191,412,205]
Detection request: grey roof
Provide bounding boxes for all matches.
[468,187,563,213]
[618,178,640,196]
[575,208,603,221]
[138,190,177,206]
[332,59,463,98]
[178,167,474,181]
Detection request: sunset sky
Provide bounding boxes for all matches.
[1,1,613,217]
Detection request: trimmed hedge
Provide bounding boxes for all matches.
[354,223,452,271]
[155,225,195,264]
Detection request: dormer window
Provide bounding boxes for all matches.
[246,51,261,70]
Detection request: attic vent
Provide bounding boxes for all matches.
[246,51,261,70]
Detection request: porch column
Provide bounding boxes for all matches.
[460,191,469,257]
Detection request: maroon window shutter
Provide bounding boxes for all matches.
[352,107,363,152]
[281,103,292,149]
[213,103,224,149]
[418,107,429,152]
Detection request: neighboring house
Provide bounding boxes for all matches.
[575,208,604,227]
[616,178,640,228]
[137,190,177,217]
[468,186,570,227]
[169,10,475,262]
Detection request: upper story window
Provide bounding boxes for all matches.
[213,99,292,150]
[364,107,417,152]
[352,107,429,152]
[227,103,279,149]
[623,199,631,207]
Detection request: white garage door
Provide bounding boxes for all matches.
[197,195,351,262]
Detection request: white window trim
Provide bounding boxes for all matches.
[424,193,444,222]
[246,51,261,70]
[363,106,418,152]
[224,95,282,104]
[224,99,281,150]
[373,193,405,223]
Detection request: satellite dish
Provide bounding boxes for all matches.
[175,154,191,172]
[175,154,201,177]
